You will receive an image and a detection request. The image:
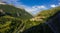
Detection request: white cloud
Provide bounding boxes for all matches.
[50,4,57,7]
[24,5,47,15]
[37,6,46,9]
[0,0,47,15]
[15,5,47,15]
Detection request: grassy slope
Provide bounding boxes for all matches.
[0,4,33,20]
[0,4,60,33]
[25,6,60,30]
[0,4,33,33]
[23,6,60,33]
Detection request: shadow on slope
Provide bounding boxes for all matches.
[22,11,60,33]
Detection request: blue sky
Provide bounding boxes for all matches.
[0,0,60,15]
[19,0,59,6]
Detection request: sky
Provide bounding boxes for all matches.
[0,0,60,15]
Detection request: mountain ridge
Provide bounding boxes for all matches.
[0,4,33,20]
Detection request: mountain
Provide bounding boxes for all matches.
[0,4,33,20]
[0,2,60,33]
[0,3,33,33]
[25,6,60,30]
[30,6,60,22]
[22,10,60,33]
[21,6,60,33]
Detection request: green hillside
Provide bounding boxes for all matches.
[24,6,60,30]
[0,4,33,20]
[0,3,60,33]
[0,4,33,33]
[22,6,60,33]
[36,6,60,21]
